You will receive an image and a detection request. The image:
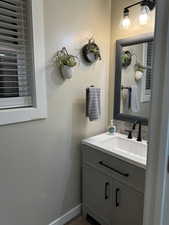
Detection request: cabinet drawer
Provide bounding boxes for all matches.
[82,144,145,193]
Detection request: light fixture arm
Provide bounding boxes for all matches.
[124,0,156,13]
[124,1,143,11]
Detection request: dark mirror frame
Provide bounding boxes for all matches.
[114,33,154,125]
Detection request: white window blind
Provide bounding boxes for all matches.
[146,42,153,90]
[141,42,153,103]
[0,0,33,109]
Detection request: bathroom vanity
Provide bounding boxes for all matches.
[82,133,147,225]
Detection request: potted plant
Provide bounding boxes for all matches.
[55,47,78,79]
[121,51,132,68]
[134,62,147,80]
[82,39,101,63]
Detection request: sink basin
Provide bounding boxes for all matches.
[82,133,147,168]
[98,136,147,158]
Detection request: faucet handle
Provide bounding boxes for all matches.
[132,120,138,130]
[125,130,133,139]
[137,122,142,142]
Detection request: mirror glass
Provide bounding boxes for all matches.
[114,34,154,124]
[121,42,153,117]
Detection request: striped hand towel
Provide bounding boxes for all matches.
[131,85,140,112]
[86,87,101,121]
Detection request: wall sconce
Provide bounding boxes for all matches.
[122,8,131,29]
[122,0,156,29]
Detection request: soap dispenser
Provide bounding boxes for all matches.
[108,120,116,135]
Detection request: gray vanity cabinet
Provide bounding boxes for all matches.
[82,145,145,225]
[112,180,144,225]
[83,165,113,225]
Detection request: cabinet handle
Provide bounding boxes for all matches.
[115,188,120,207]
[99,161,129,178]
[105,182,110,200]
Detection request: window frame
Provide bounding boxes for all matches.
[0,0,47,125]
[140,43,152,103]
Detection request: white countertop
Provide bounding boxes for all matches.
[82,133,147,169]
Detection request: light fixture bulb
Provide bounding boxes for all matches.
[122,8,131,29]
[122,15,131,29]
[139,5,150,25]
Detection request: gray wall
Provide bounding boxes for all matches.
[0,1,111,225]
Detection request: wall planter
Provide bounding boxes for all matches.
[55,47,78,79]
[82,39,101,64]
[61,65,73,79]
[121,50,132,68]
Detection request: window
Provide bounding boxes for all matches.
[141,42,153,102]
[0,0,34,108]
[0,0,47,125]
[145,42,153,91]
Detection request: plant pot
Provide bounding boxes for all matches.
[82,42,101,64]
[135,70,143,80]
[61,65,73,79]
[121,51,132,68]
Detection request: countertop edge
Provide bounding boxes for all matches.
[82,141,146,170]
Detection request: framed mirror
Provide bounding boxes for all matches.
[114,33,154,125]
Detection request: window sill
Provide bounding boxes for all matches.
[0,106,48,126]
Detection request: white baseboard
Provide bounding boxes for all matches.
[48,204,82,225]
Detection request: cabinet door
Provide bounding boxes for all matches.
[113,181,144,225]
[83,165,112,225]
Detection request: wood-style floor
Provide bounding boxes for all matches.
[66,217,90,225]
